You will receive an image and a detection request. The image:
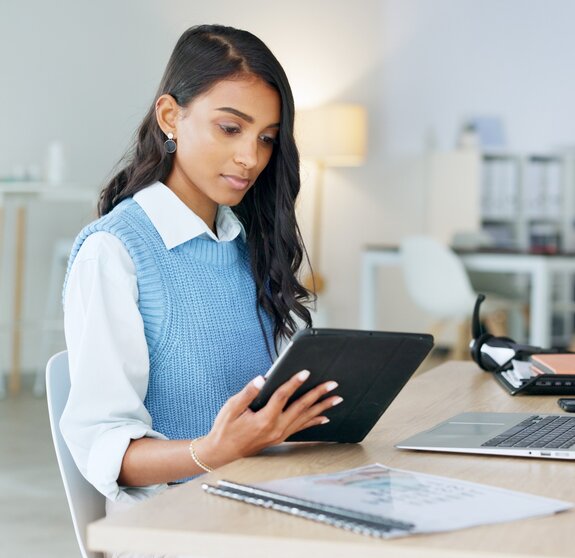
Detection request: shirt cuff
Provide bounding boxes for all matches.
[86,423,168,502]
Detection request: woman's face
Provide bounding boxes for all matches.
[166,76,281,223]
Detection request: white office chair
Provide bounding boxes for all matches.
[400,236,523,360]
[46,351,105,558]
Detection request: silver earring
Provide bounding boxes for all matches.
[164,132,177,154]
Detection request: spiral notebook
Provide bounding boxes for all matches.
[202,479,414,537]
[202,464,571,538]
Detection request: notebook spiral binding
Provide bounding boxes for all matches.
[202,481,415,538]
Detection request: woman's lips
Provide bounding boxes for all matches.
[221,174,250,190]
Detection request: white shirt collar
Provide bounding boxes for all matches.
[133,182,245,250]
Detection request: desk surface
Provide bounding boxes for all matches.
[88,362,574,558]
[364,244,575,257]
[360,245,575,348]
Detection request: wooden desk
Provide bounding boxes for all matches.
[88,362,574,558]
[0,183,97,396]
[360,246,575,348]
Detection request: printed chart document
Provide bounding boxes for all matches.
[203,463,572,538]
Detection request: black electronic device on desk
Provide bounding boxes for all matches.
[469,294,575,395]
[249,328,434,443]
[493,363,575,396]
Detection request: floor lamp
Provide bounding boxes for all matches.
[296,103,367,294]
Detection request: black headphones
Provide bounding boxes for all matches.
[469,294,553,372]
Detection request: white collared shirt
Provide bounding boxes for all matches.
[60,182,245,502]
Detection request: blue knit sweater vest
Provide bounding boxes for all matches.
[66,198,274,441]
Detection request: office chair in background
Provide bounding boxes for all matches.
[400,235,524,360]
[46,351,105,558]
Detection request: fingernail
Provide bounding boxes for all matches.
[252,375,265,389]
[321,417,330,424]
[297,370,310,381]
[332,396,344,406]
[325,381,338,392]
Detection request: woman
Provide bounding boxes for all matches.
[61,23,341,509]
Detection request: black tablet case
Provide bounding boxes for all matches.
[250,328,434,443]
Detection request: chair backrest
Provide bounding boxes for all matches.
[46,351,105,558]
[400,235,477,319]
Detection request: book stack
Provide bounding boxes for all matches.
[530,354,575,376]
[496,353,575,395]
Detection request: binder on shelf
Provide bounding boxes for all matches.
[481,154,518,220]
[523,155,564,221]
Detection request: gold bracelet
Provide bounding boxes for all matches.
[189,437,214,473]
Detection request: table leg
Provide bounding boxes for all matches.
[360,253,377,330]
[558,272,573,345]
[0,205,4,398]
[9,206,25,395]
[529,259,551,348]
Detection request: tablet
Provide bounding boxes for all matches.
[249,328,434,443]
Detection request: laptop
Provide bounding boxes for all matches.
[395,412,575,460]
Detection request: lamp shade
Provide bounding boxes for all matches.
[296,103,367,167]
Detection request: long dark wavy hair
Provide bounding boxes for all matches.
[98,24,312,347]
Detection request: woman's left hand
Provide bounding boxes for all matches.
[196,370,342,468]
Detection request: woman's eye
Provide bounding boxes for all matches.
[220,124,241,135]
[259,134,277,145]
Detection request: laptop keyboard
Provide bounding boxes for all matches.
[482,415,575,449]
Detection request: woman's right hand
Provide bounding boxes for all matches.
[196,371,343,470]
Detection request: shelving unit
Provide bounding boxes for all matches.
[478,151,575,346]
[480,151,575,253]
